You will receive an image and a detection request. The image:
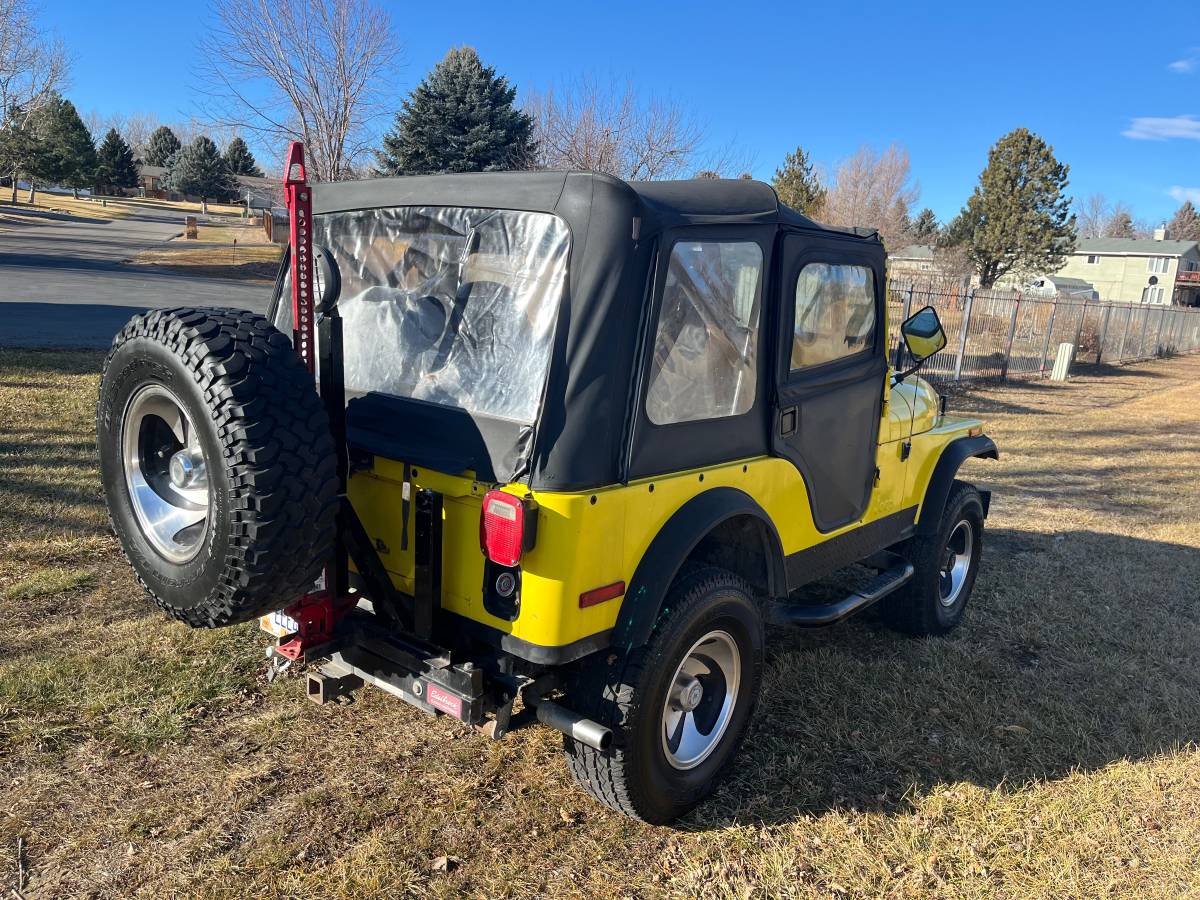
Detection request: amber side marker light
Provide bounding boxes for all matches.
[579,581,625,608]
[968,426,983,437]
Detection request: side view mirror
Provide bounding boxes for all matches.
[900,305,947,362]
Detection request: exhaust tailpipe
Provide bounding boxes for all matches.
[535,700,613,751]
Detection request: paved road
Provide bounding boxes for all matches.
[0,203,272,348]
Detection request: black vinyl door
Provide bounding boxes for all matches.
[772,233,887,532]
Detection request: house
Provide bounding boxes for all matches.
[888,244,936,277]
[236,175,284,211]
[135,163,283,210]
[1055,229,1200,306]
[138,164,169,199]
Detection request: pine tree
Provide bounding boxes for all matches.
[376,46,534,175]
[1,93,61,203]
[943,128,1076,287]
[908,207,939,243]
[1168,201,1200,242]
[0,105,43,202]
[223,136,263,177]
[772,145,824,216]
[43,99,97,198]
[143,125,182,167]
[164,135,238,203]
[93,128,140,195]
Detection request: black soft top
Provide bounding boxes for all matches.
[313,170,875,237]
[303,172,882,491]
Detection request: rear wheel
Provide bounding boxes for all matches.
[563,567,763,824]
[883,479,984,636]
[97,307,338,627]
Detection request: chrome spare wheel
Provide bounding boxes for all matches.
[121,384,210,564]
[661,629,742,770]
[939,519,974,607]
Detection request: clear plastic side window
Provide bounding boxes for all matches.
[790,263,876,370]
[644,241,763,425]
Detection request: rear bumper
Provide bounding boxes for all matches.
[289,605,613,749]
[299,605,503,726]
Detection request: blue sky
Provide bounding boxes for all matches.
[44,0,1200,225]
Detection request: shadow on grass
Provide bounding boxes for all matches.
[1071,362,1171,378]
[679,526,1200,829]
[128,260,279,283]
[0,305,146,351]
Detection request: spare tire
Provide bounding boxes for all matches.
[96,307,338,628]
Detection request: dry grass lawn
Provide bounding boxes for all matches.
[130,221,283,283]
[1,350,1199,898]
[0,193,247,232]
[0,193,130,230]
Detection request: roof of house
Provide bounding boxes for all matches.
[890,244,934,260]
[1075,237,1200,256]
[1044,275,1096,292]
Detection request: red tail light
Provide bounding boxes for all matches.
[480,490,535,567]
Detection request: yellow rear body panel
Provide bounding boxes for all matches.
[348,376,980,654]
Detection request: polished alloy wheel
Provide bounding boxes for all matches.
[661,629,742,770]
[938,519,974,607]
[121,384,209,563]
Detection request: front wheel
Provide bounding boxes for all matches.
[563,567,763,824]
[882,479,984,636]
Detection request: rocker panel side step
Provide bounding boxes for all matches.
[767,553,914,627]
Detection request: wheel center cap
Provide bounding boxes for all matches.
[169,450,205,488]
[671,673,704,712]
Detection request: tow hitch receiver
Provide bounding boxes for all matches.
[306,659,363,704]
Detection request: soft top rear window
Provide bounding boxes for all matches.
[275,206,569,424]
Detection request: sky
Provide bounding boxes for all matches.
[42,0,1200,226]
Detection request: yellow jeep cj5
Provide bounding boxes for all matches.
[97,144,996,823]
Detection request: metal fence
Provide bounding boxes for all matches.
[886,280,1200,385]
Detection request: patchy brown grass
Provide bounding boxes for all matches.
[0,193,130,230]
[0,193,251,233]
[128,222,283,282]
[1,350,1199,898]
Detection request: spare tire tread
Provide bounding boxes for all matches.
[99,307,338,627]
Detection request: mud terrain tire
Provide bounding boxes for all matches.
[97,307,337,627]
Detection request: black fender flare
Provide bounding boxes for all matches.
[611,487,786,652]
[915,434,998,535]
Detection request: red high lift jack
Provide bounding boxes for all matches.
[269,142,411,664]
[273,142,351,661]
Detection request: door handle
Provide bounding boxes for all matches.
[780,406,798,436]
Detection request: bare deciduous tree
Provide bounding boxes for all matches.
[1075,193,1109,239]
[198,0,401,181]
[931,244,976,286]
[526,78,719,181]
[0,0,69,201]
[816,143,918,251]
[83,110,161,158]
[1075,193,1139,240]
